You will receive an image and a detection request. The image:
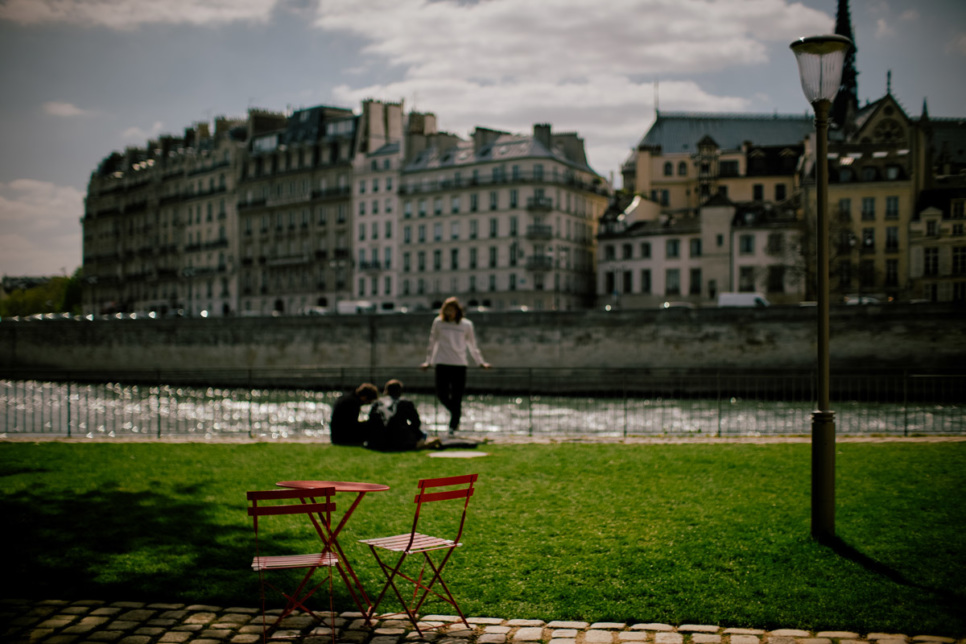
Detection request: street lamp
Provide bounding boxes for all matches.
[790,34,852,543]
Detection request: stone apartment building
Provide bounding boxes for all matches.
[395,123,608,312]
[81,100,607,317]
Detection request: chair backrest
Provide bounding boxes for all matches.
[247,487,336,544]
[409,474,478,547]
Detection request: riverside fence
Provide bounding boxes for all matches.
[1,367,963,440]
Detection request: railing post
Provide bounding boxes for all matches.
[528,368,534,437]
[66,379,72,438]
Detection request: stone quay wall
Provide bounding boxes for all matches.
[1,305,963,378]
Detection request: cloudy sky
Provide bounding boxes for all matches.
[1,0,964,277]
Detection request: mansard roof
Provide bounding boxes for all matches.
[405,130,598,176]
[633,111,815,156]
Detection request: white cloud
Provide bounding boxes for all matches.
[0,0,279,29]
[875,18,895,38]
[121,121,164,143]
[0,180,84,276]
[43,101,94,117]
[898,10,920,21]
[321,0,821,181]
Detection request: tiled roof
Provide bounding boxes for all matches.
[633,111,815,156]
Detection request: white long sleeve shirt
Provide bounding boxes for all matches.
[424,317,485,367]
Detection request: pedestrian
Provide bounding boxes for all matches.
[329,383,379,446]
[420,296,491,435]
[367,379,437,451]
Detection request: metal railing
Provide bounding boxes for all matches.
[1,368,963,440]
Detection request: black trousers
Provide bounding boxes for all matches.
[434,364,467,430]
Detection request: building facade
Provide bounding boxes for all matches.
[396,124,608,312]
[81,102,608,316]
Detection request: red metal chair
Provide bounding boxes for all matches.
[359,474,478,635]
[246,486,340,642]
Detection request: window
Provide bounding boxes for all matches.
[640,242,651,258]
[490,218,498,238]
[433,223,442,241]
[418,225,426,243]
[470,220,478,239]
[666,239,680,259]
[859,260,875,288]
[664,162,673,176]
[451,222,460,240]
[384,247,392,270]
[510,189,518,208]
[885,259,899,287]
[677,161,687,176]
[510,216,518,237]
[665,269,680,295]
[603,245,615,261]
[403,252,411,272]
[775,184,787,201]
[418,199,427,217]
[953,200,965,219]
[753,184,764,201]
[489,247,497,268]
[766,233,784,254]
[509,273,517,291]
[418,251,426,272]
[689,268,702,295]
[622,271,632,294]
[862,228,875,252]
[767,266,785,293]
[838,198,852,220]
[689,239,701,258]
[358,223,366,241]
[640,269,651,294]
[451,196,460,214]
[739,266,756,292]
[358,180,366,194]
[469,248,477,269]
[862,197,875,221]
[719,160,738,177]
[489,274,496,291]
[433,250,441,271]
[954,247,966,275]
[404,201,412,219]
[886,227,899,252]
[489,191,498,210]
[661,190,669,206]
[470,194,479,212]
[605,272,615,295]
[433,197,442,215]
[450,249,459,270]
[716,234,724,247]
[885,196,899,219]
[739,234,754,255]
[927,220,938,236]
[403,226,412,244]
[622,244,633,260]
[924,247,939,276]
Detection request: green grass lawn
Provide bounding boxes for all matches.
[1,441,964,636]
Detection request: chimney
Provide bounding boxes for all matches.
[534,123,552,149]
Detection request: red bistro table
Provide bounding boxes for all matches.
[276,480,390,619]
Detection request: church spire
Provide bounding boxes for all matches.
[832,0,859,131]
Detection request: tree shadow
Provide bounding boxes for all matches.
[0,484,365,611]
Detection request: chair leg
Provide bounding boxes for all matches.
[366,548,426,635]
[410,550,469,628]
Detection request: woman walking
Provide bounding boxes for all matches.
[421,297,491,434]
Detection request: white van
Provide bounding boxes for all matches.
[335,300,376,315]
[717,292,770,308]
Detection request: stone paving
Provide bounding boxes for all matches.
[1,600,961,644]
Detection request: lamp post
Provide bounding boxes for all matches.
[790,34,852,543]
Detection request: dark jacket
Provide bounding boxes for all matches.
[367,395,425,451]
[330,392,370,445]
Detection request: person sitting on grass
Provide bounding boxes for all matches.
[366,379,439,451]
[329,383,379,446]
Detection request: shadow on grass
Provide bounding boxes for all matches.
[827,536,965,610]
[0,484,361,611]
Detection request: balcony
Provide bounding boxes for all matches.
[527,196,554,212]
[526,224,553,240]
[526,256,553,271]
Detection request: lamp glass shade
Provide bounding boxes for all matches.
[790,35,852,104]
